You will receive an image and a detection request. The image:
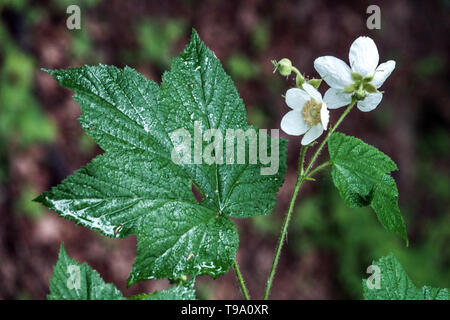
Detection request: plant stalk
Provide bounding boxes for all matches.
[234,258,250,300]
[263,145,307,299]
[263,100,356,299]
[307,160,332,178]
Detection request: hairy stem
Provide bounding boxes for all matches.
[234,258,250,300]
[307,160,332,178]
[263,100,356,300]
[263,145,307,299]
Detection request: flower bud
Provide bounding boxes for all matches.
[276,58,293,76]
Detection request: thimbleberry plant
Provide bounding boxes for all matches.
[38,30,448,300]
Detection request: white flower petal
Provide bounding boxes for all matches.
[302,83,322,102]
[280,110,309,136]
[349,36,379,77]
[301,124,324,145]
[285,88,310,110]
[323,88,352,109]
[314,56,353,89]
[357,92,383,112]
[372,60,396,88]
[320,103,329,129]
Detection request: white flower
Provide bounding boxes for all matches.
[314,36,395,112]
[281,83,329,145]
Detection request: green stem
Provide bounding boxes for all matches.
[307,160,332,178]
[299,144,308,176]
[304,100,356,175]
[234,258,250,300]
[263,145,307,300]
[291,66,303,78]
[263,100,356,300]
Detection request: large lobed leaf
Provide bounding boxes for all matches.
[363,254,449,300]
[36,30,287,285]
[328,132,407,243]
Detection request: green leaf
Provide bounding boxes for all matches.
[363,254,449,300]
[48,244,124,300]
[36,29,287,285]
[129,279,196,300]
[328,133,407,242]
[329,132,397,207]
[370,175,408,243]
[129,207,238,284]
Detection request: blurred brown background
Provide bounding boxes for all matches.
[0,0,449,299]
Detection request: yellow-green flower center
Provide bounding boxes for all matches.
[302,99,322,127]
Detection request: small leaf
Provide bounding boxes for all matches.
[329,133,407,242]
[47,244,124,300]
[329,132,396,207]
[363,254,449,300]
[370,175,408,244]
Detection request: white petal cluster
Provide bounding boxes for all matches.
[280,83,329,145]
[314,36,395,112]
[280,37,395,142]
